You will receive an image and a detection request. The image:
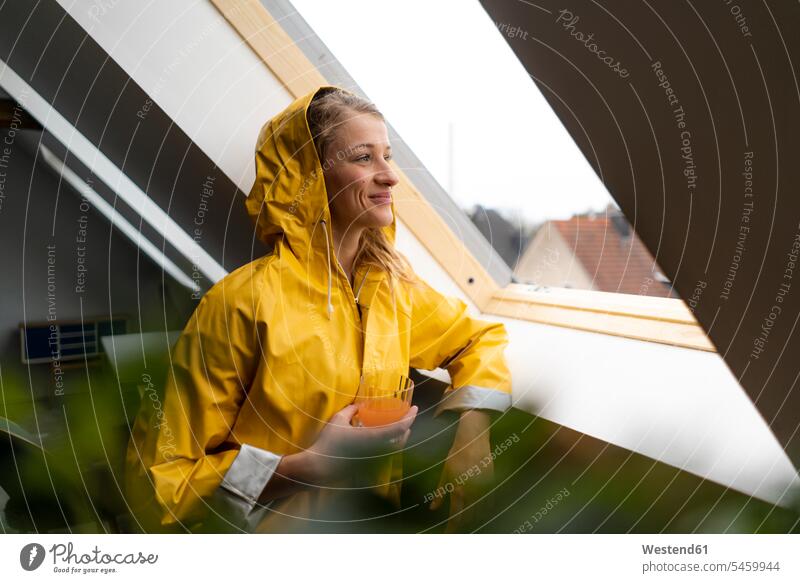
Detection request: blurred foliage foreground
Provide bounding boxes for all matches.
[2,361,799,534]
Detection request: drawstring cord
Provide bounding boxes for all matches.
[320,218,372,321]
[321,219,334,319]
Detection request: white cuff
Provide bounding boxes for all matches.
[214,443,282,526]
[434,385,512,417]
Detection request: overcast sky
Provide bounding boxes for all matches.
[292,0,615,226]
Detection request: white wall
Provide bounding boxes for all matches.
[57,0,292,192]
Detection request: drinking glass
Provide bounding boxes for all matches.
[352,371,414,427]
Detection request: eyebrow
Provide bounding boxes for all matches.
[351,143,392,151]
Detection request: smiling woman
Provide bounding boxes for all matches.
[125,85,514,533]
[306,87,406,287]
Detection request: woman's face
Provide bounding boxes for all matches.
[322,112,399,234]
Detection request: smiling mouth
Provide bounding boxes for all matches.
[369,192,392,204]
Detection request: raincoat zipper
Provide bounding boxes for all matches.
[320,219,370,318]
[337,256,371,373]
[353,265,371,306]
[338,263,370,319]
[320,219,370,370]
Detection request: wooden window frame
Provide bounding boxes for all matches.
[211,0,714,353]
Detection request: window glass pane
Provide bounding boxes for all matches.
[293,0,678,298]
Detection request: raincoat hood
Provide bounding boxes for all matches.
[246,85,396,262]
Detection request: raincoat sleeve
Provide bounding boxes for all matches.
[407,276,513,416]
[141,276,281,527]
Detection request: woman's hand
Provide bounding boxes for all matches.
[302,403,418,486]
[430,409,493,533]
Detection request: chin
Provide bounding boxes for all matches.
[365,206,394,228]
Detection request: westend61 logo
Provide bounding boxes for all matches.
[19,542,158,574]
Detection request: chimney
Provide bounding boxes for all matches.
[610,208,631,240]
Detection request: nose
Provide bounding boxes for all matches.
[375,158,399,187]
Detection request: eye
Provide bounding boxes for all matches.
[384,154,393,161]
[356,154,370,162]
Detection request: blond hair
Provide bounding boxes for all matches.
[307,87,417,290]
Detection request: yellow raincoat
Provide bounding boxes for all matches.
[125,86,512,532]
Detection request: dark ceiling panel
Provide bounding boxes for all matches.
[0,0,269,281]
[480,0,800,468]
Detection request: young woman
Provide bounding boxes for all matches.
[125,86,513,533]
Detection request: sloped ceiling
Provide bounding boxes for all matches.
[480,0,800,470]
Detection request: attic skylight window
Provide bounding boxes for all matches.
[292,1,674,299]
